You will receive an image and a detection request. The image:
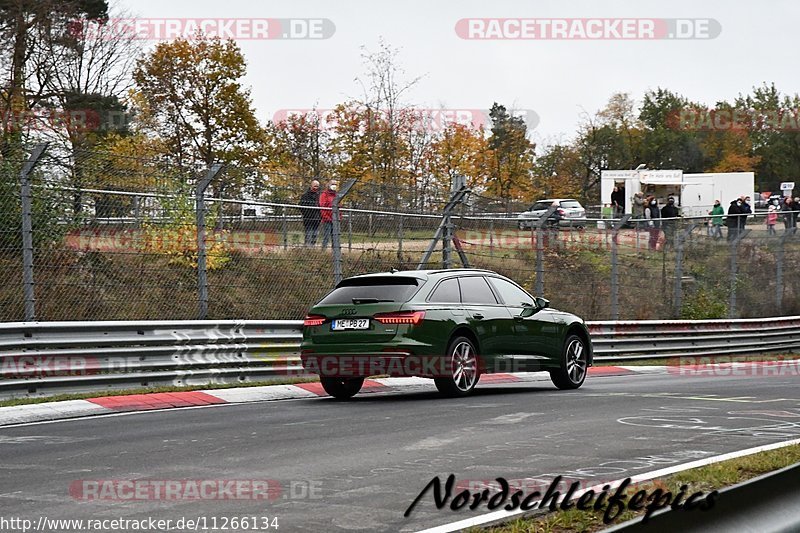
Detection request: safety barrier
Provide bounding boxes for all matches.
[1,316,798,398]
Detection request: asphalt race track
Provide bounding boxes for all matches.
[1,371,799,532]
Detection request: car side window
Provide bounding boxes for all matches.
[459,276,498,304]
[488,277,534,307]
[429,278,460,303]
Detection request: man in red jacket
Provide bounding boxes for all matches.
[319,180,339,249]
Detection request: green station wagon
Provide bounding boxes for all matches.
[300,269,592,399]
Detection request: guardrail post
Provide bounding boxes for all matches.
[673,223,697,318]
[20,143,48,322]
[728,229,750,319]
[332,179,356,286]
[196,163,224,320]
[610,215,630,320]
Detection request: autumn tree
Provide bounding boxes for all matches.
[0,0,109,156]
[263,110,330,201]
[485,103,536,211]
[638,88,703,171]
[427,122,487,195]
[133,34,266,195]
[734,83,800,191]
[532,143,582,200]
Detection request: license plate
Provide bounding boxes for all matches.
[331,319,370,331]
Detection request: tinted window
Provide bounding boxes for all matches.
[429,278,460,303]
[459,276,498,304]
[560,200,582,209]
[530,202,551,211]
[489,277,534,307]
[318,277,419,304]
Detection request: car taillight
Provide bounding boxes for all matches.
[303,315,326,327]
[373,311,426,325]
[558,209,566,215]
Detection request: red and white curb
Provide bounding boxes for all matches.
[0,366,661,427]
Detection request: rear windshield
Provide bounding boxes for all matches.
[560,200,582,209]
[317,277,420,305]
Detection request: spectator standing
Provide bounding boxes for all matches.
[766,204,778,235]
[319,180,340,249]
[782,196,798,233]
[709,200,724,240]
[740,195,752,232]
[610,185,625,217]
[544,201,561,246]
[632,191,645,218]
[299,180,321,246]
[644,196,661,250]
[660,196,679,247]
[726,198,743,241]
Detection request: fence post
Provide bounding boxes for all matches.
[397,215,404,262]
[282,206,288,250]
[610,215,630,320]
[19,143,48,322]
[442,214,453,269]
[673,223,697,318]
[196,163,224,320]
[347,211,352,252]
[132,196,141,229]
[417,185,470,270]
[332,179,356,286]
[728,229,750,319]
[533,207,555,297]
[776,233,788,314]
[489,218,494,258]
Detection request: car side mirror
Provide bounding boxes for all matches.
[535,297,550,309]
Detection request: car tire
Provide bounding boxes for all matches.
[435,336,480,397]
[549,334,588,390]
[320,377,364,400]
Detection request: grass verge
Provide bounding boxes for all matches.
[479,443,800,533]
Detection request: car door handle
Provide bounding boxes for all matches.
[473,313,484,320]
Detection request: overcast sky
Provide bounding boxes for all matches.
[114,0,797,147]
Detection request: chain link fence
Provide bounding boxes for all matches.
[1,144,799,322]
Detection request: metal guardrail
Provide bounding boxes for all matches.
[602,461,800,532]
[1,316,799,399]
[589,315,800,361]
[0,320,304,399]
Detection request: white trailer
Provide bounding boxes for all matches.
[681,172,755,218]
[600,170,755,218]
